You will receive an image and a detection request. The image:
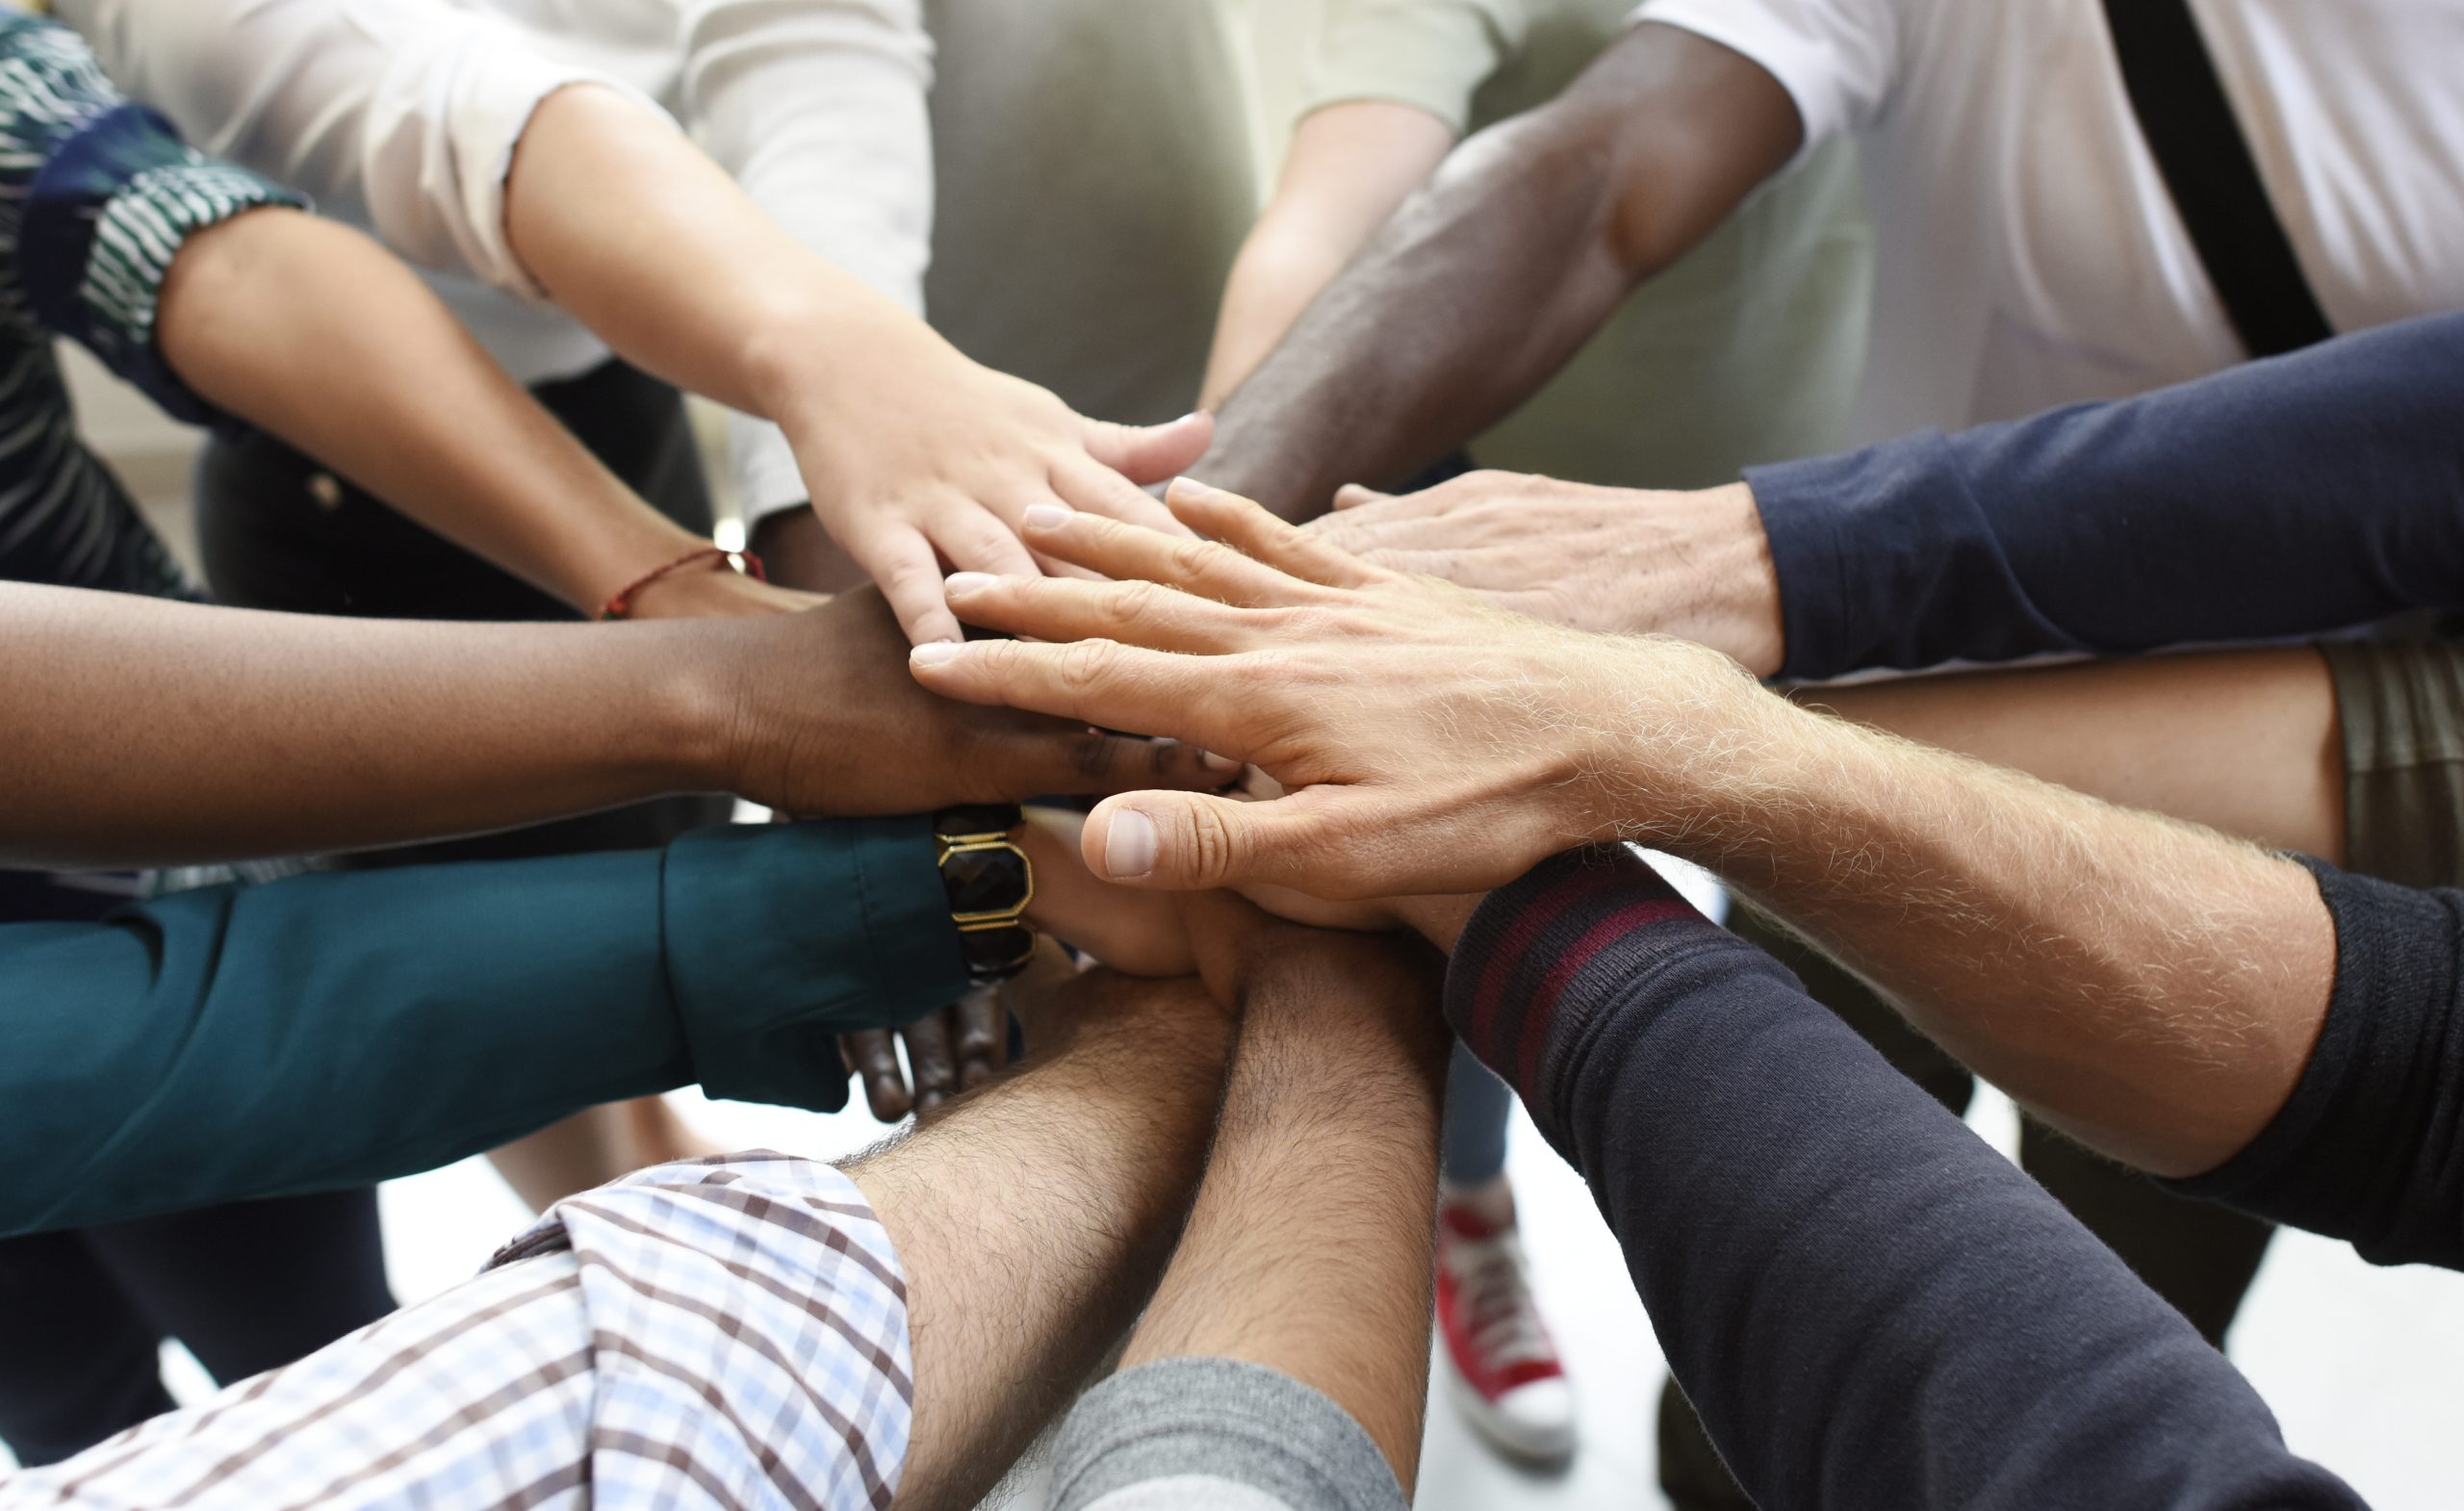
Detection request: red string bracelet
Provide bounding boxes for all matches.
[599,546,768,621]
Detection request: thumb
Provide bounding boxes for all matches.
[1331,483,1392,510]
[1082,411,1215,484]
[1083,789,1348,894]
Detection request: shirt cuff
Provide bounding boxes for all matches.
[421,45,679,301]
[22,104,306,428]
[661,818,969,1111]
[1298,2,1508,137]
[2164,857,2464,1269]
[1444,845,1707,1139]
[1745,428,1976,682]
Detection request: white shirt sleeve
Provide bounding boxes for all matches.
[681,0,938,523]
[56,0,679,300]
[1630,0,1902,154]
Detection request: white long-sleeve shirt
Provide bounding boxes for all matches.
[58,0,1250,524]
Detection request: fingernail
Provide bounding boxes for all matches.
[1198,749,1241,775]
[1103,807,1158,880]
[944,571,997,596]
[910,641,962,667]
[1021,503,1072,531]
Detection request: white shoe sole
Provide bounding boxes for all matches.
[1443,1358,1578,1467]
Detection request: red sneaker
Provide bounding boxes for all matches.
[1435,1201,1578,1464]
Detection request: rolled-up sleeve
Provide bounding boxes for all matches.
[57,0,678,299]
[0,17,302,425]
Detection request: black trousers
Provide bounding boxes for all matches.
[0,362,722,1468]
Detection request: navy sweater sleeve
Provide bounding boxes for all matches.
[1751,312,2464,680]
[1444,847,2363,1511]
[2169,859,2464,1269]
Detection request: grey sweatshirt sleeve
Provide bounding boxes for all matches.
[1049,1357,1408,1511]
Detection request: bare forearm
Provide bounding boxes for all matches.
[1122,943,1449,1488]
[848,973,1237,1511]
[503,83,930,433]
[1799,649,2345,864]
[1199,26,1796,519]
[1200,102,1455,410]
[1621,661,2337,1177]
[158,209,704,614]
[0,585,718,867]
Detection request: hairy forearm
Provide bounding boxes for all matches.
[1611,652,2337,1176]
[158,209,705,613]
[1198,26,1796,519]
[503,83,937,434]
[849,974,1237,1511]
[0,585,722,867]
[1122,944,1449,1488]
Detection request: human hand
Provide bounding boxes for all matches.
[910,479,1773,899]
[774,316,1214,646]
[1313,472,1784,675]
[839,989,1009,1120]
[1175,891,1451,1079]
[707,586,1240,816]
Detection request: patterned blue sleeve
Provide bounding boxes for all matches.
[0,14,306,424]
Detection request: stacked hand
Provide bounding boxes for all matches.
[1313,470,1785,676]
[775,313,1216,646]
[910,479,1775,900]
[702,586,1239,818]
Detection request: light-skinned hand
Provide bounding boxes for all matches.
[776,319,1214,646]
[706,586,1241,817]
[908,478,1764,899]
[1314,471,1785,675]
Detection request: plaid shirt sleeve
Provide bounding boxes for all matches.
[0,14,305,426]
[4,1154,916,1511]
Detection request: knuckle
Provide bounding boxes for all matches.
[1180,803,1243,884]
[1058,637,1121,694]
[1165,535,1222,581]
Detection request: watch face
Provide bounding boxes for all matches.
[943,841,1028,918]
[959,922,1037,981]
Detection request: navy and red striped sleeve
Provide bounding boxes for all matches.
[1441,845,2363,1511]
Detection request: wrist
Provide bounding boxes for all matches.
[739,283,952,433]
[1624,480,1784,677]
[635,617,750,797]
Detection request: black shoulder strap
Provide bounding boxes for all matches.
[2101,0,2333,357]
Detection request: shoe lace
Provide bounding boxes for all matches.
[1453,1236,1553,1370]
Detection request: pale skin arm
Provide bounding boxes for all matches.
[911,483,2340,1180]
[0,582,1229,869]
[502,85,1211,645]
[1200,101,1457,410]
[158,206,761,619]
[1194,25,1801,518]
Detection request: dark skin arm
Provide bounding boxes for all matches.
[1197,24,1802,520]
[0,584,1228,869]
